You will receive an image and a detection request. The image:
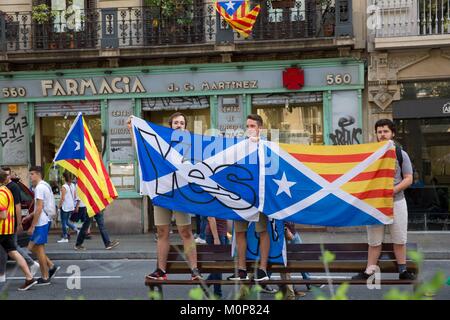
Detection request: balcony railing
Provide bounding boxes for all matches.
[370,0,450,37]
[0,0,352,53]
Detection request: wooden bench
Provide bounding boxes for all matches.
[145,243,420,298]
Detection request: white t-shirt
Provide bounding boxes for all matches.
[34,181,53,227]
[75,194,86,208]
[61,183,76,212]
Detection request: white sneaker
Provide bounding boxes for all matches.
[0,274,5,283]
[30,262,40,277]
[195,237,206,244]
[57,238,69,243]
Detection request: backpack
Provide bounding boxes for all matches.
[38,180,57,219]
[395,144,404,179]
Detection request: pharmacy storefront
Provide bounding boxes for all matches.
[0,59,364,233]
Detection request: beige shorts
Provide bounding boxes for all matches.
[153,206,191,227]
[234,214,268,233]
[367,198,408,246]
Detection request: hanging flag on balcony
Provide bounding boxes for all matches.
[215,0,261,38]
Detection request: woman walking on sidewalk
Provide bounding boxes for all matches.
[57,171,79,243]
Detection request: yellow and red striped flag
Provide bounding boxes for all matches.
[261,140,396,226]
[54,113,118,217]
[215,0,261,38]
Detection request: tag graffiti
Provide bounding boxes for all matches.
[329,116,362,145]
[0,115,28,147]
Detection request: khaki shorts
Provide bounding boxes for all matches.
[153,206,191,227]
[234,214,268,233]
[367,198,408,246]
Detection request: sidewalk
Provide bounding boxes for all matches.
[41,231,450,260]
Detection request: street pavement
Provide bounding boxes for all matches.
[1,259,449,300]
[1,231,449,300]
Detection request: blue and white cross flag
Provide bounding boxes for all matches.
[131,116,261,222]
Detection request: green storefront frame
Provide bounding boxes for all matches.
[0,58,365,227]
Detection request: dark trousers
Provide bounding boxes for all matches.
[205,234,228,298]
[76,209,111,247]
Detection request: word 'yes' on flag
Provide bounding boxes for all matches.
[54,113,118,217]
[132,115,396,227]
[215,0,261,38]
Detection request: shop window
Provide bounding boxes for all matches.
[396,118,450,231]
[252,104,323,145]
[41,115,101,182]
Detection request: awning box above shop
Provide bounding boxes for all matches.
[393,98,450,119]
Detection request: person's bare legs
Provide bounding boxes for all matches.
[393,244,407,265]
[259,230,270,271]
[31,245,49,279]
[236,231,247,270]
[156,225,170,271]
[178,224,197,269]
[8,251,33,280]
[366,245,382,274]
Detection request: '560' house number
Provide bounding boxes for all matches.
[2,87,27,97]
[326,74,352,85]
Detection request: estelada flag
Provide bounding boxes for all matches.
[260,140,396,226]
[215,0,261,38]
[54,113,118,217]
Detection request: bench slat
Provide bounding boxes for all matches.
[165,260,418,274]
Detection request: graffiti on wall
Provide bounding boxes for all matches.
[0,115,28,147]
[329,116,362,145]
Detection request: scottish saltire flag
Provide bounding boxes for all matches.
[215,0,261,38]
[54,113,118,217]
[260,140,396,226]
[131,116,260,222]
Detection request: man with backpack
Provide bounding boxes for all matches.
[27,166,60,286]
[352,119,416,281]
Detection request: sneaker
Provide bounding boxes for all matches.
[227,269,249,281]
[306,283,326,290]
[195,237,206,244]
[48,265,61,279]
[260,285,277,294]
[146,268,167,280]
[57,238,69,243]
[399,270,416,280]
[35,278,51,286]
[191,268,203,280]
[254,268,270,282]
[106,240,120,250]
[30,262,40,277]
[0,274,5,283]
[74,245,86,251]
[294,290,307,297]
[351,271,372,280]
[18,278,37,291]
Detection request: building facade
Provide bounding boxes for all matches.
[368,0,450,231]
[0,0,371,233]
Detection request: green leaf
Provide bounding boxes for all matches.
[148,290,162,300]
[320,250,336,264]
[384,288,410,300]
[189,287,204,300]
[407,250,424,264]
[333,283,349,300]
[275,291,284,300]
